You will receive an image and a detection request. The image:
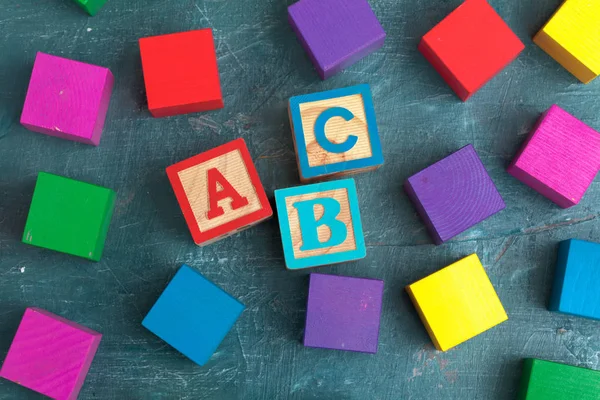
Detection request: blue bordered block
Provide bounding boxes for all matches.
[142,265,245,365]
[274,178,366,269]
[550,239,600,320]
[288,84,383,182]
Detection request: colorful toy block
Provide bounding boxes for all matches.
[139,29,223,118]
[288,0,386,79]
[0,308,102,400]
[518,358,600,400]
[508,105,600,208]
[274,178,365,270]
[142,265,245,366]
[22,172,116,261]
[72,0,107,15]
[406,254,508,351]
[534,0,600,83]
[288,84,384,182]
[20,52,114,146]
[166,138,272,246]
[405,144,505,245]
[419,0,524,100]
[304,273,384,353]
[550,239,600,320]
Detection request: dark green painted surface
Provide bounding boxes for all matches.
[1,0,600,399]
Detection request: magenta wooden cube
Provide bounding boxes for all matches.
[404,145,505,244]
[288,0,386,79]
[304,273,384,353]
[508,105,600,208]
[20,52,114,146]
[0,308,102,400]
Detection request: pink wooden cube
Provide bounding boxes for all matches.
[0,308,102,400]
[508,105,600,208]
[20,52,114,146]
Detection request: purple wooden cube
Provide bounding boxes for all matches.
[404,145,505,244]
[20,52,114,146]
[304,273,384,353]
[288,0,386,80]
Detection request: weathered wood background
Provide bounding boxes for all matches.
[1,0,599,398]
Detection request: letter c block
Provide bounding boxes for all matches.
[274,178,366,269]
[288,84,384,182]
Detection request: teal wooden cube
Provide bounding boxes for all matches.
[72,0,107,16]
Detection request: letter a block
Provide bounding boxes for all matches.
[166,138,272,246]
[289,84,383,182]
[274,178,366,270]
[534,0,600,84]
[0,308,102,400]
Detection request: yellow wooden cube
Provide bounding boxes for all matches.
[406,254,508,351]
[534,0,600,83]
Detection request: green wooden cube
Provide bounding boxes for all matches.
[72,0,107,16]
[22,172,116,261]
[518,358,600,400]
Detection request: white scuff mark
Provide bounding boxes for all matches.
[87,28,92,32]
[20,267,25,273]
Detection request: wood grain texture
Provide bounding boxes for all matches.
[508,105,600,208]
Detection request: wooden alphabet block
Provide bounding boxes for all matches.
[406,254,508,351]
[288,0,385,79]
[549,239,600,320]
[20,52,114,146]
[142,265,245,366]
[534,0,600,84]
[288,84,384,182]
[419,0,524,100]
[405,144,505,245]
[508,105,600,208]
[518,358,600,400]
[139,29,223,118]
[166,138,272,246]
[22,172,116,261]
[72,0,107,15]
[304,273,383,353]
[0,308,102,400]
[274,178,366,270]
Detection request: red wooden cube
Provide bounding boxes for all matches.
[419,0,524,101]
[139,29,224,118]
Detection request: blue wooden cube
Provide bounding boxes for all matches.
[550,239,600,320]
[142,265,245,365]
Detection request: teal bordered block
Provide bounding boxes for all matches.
[288,84,383,182]
[274,178,366,269]
[550,239,600,320]
[142,265,245,366]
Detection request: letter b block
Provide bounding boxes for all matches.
[275,178,366,269]
[166,139,273,246]
[289,85,384,182]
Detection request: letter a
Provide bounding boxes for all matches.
[206,168,249,220]
[293,198,347,251]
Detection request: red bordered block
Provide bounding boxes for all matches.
[166,138,273,246]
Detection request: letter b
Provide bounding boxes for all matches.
[293,198,347,251]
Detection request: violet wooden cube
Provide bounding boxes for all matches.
[304,273,384,354]
[20,52,114,146]
[405,145,505,245]
[508,105,600,208]
[288,0,385,80]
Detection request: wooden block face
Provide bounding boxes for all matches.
[73,0,107,15]
[166,138,272,246]
[534,0,600,83]
[274,178,366,269]
[289,85,383,181]
[288,0,385,79]
[405,144,505,244]
[20,52,114,146]
[518,359,600,400]
[549,239,600,320]
[406,254,508,351]
[22,172,116,261]
[139,29,223,118]
[304,273,384,353]
[508,105,600,208]
[142,265,245,366]
[419,0,524,100]
[0,308,102,400]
